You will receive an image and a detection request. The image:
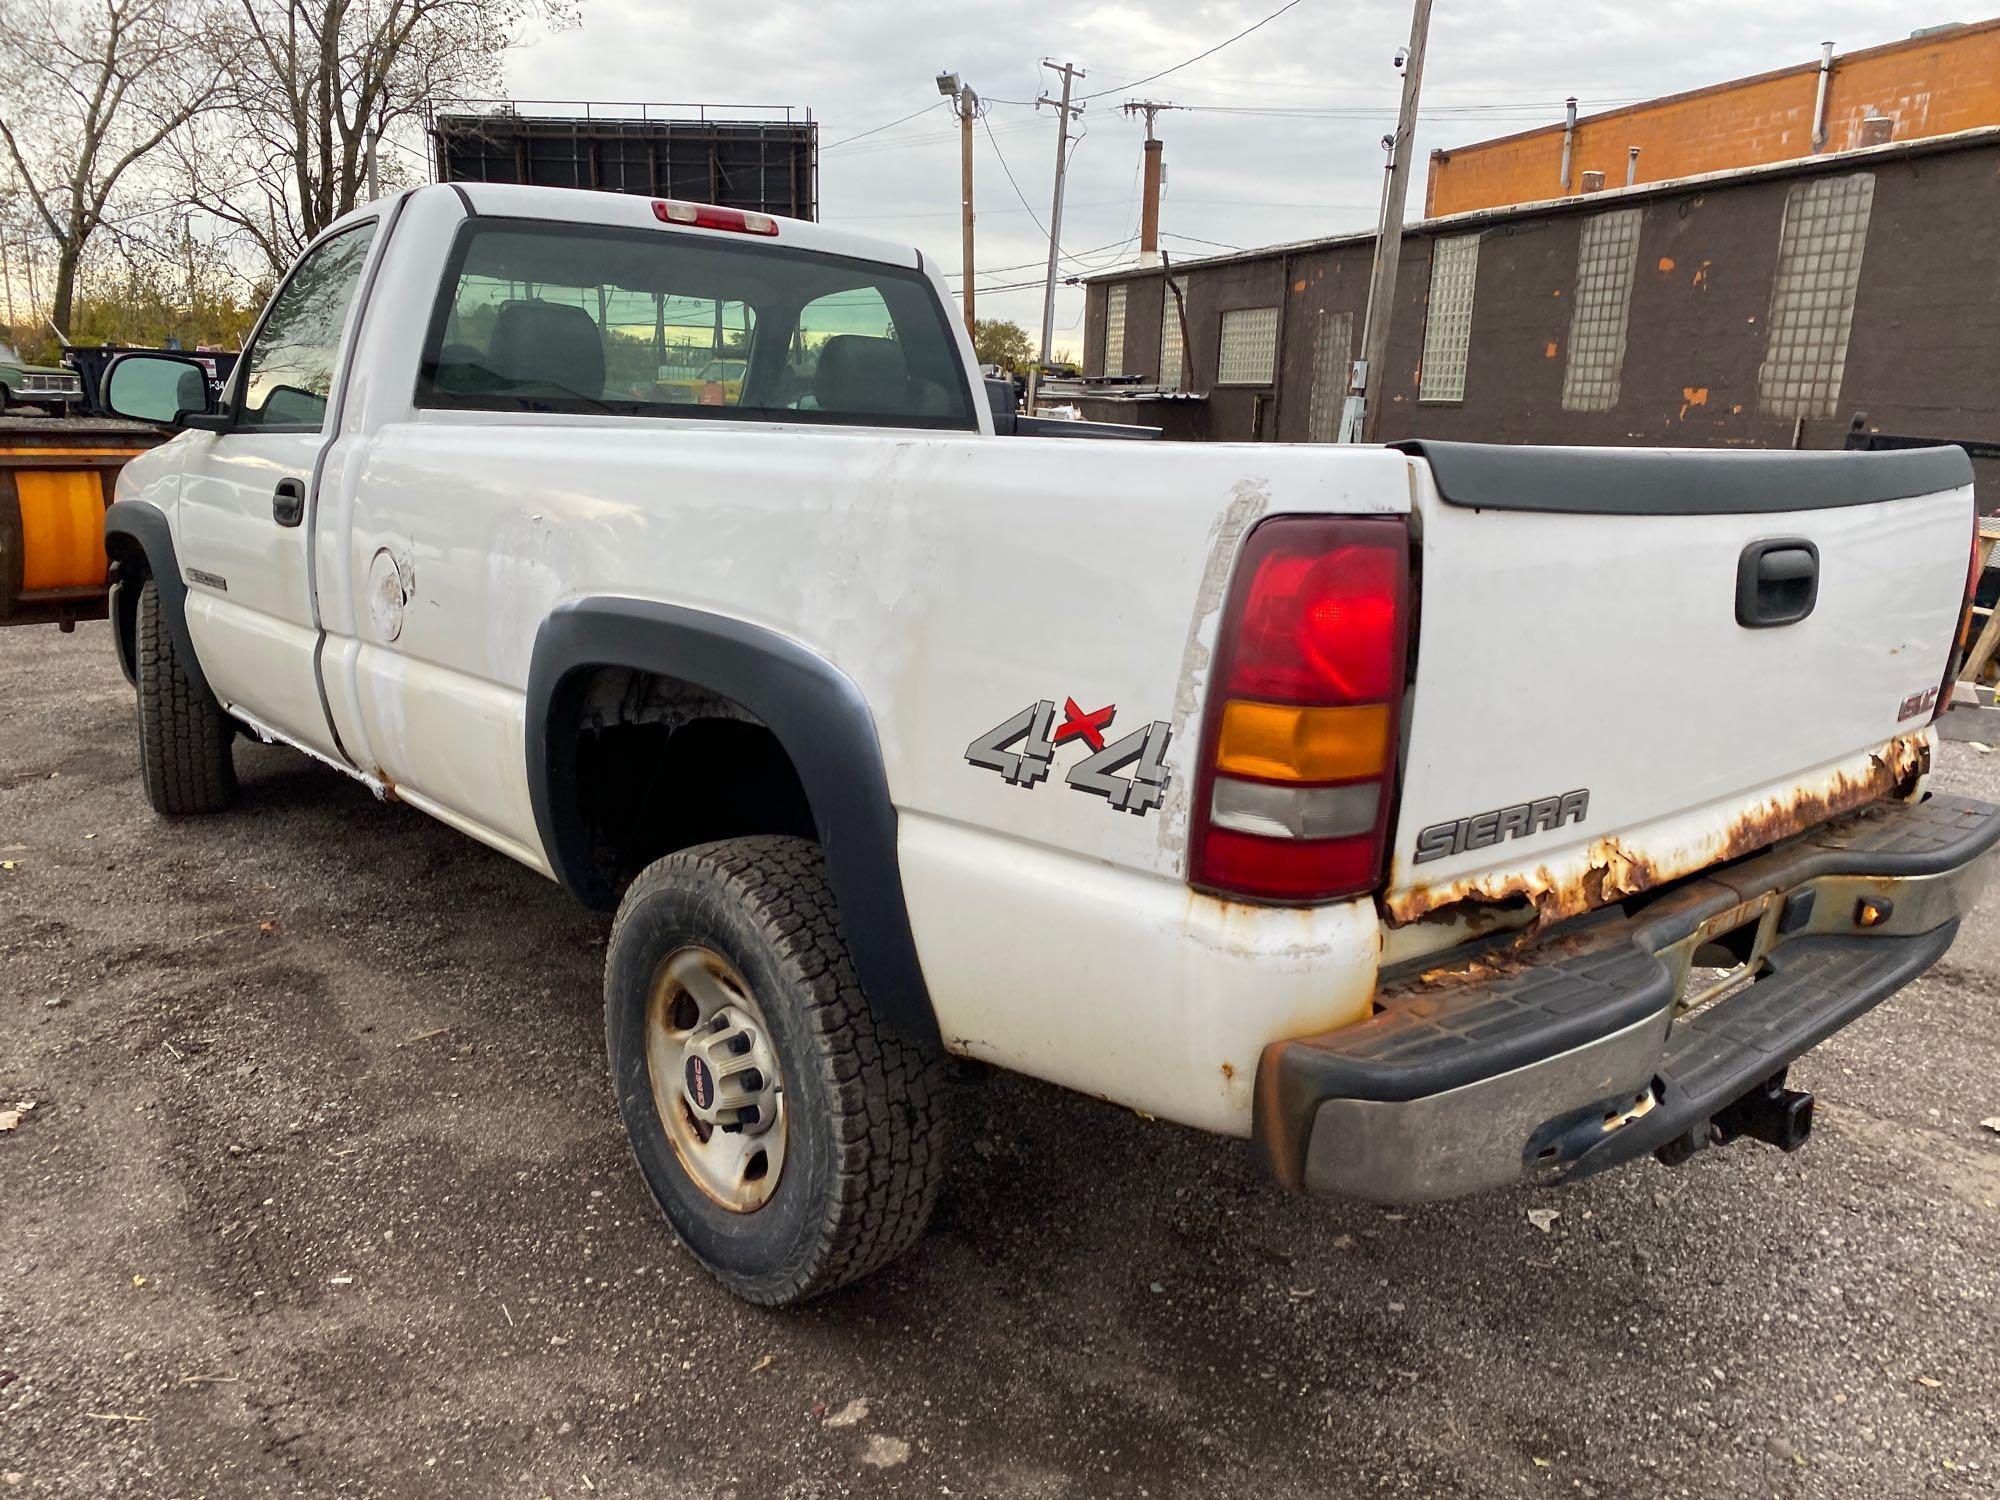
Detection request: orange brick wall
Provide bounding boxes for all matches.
[1426,19,2000,216]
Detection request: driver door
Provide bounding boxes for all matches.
[176,220,378,758]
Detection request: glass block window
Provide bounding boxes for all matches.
[1419,233,1480,403]
[1758,173,1875,419]
[1306,308,1354,443]
[1158,279,1187,390]
[1217,306,1279,385]
[1103,284,1128,377]
[1561,208,1642,412]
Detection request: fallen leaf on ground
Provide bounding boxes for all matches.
[860,1435,911,1469]
[0,862,17,871]
[1531,1457,1551,1468]
[1330,1233,1357,1251]
[1526,1208,1560,1233]
[1979,1117,2000,1135]
[823,1397,870,1428]
[1915,1375,1943,1389]
[750,1354,775,1373]
[0,1112,18,1133]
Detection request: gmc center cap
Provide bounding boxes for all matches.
[684,1054,717,1113]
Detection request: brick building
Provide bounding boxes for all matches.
[1426,20,2000,216]
[1077,126,2000,504]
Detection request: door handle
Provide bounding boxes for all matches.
[1736,537,1819,628]
[272,478,306,528]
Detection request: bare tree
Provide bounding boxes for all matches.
[0,0,227,335]
[181,0,569,274]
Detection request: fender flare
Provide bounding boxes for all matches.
[103,499,210,700]
[526,597,939,1044]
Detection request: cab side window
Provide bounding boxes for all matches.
[236,222,377,430]
[790,286,953,418]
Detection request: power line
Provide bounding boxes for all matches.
[981,110,1054,242]
[945,235,1140,283]
[1082,0,1306,100]
[830,116,1042,160]
[824,98,949,151]
[948,235,1144,284]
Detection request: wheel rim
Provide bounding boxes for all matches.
[644,946,787,1212]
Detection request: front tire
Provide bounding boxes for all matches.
[134,577,236,815]
[605,836,947,1305]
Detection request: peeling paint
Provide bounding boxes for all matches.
[1157,482,1269,854]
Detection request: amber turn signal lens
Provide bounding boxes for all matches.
[1213,700,1392,784]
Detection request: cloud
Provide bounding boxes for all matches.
[505,0,1925,353]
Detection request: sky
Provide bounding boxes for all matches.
[498,0,1943,360]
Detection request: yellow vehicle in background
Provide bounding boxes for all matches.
[654,358,747,406]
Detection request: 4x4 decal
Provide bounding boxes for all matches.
[965,696,1171,816]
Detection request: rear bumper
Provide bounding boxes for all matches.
[1255,794,2000,1203]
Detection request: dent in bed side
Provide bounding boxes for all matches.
[524,596,940,1045]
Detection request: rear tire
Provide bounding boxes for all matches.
[605,836,947,1305]
[134,577,236,815]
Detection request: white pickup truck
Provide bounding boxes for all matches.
[97,183,1997,1305]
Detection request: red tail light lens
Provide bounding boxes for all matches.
[651,200,780,236]
[1190,516,1411,905]
[1227,540,1404,702]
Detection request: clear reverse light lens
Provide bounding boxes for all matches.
[1208,777,1379,841]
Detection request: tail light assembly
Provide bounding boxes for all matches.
[1937,505,1987,722]
[1188,516,1412,904]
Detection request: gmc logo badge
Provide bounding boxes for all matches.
[1414,789,1590,865]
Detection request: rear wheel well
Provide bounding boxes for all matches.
[555,667,816,903]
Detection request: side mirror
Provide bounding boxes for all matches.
[101,352,220,429]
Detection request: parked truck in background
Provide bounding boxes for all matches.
[94,182,1998,1304]
[0,342,83,415]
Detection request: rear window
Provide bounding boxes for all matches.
[416,219,976,431]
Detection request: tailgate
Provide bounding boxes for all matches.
[1384,441,1975,926]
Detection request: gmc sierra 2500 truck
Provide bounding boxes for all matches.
[96,183,1996,1305]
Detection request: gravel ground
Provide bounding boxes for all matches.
[2,620,1997,1498]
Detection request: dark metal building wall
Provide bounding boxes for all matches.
[1082,138,2000,492]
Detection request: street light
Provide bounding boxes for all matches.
[937,72,976,339]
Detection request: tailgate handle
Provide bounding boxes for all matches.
[1736,538,1819,628]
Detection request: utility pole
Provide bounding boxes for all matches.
[1339,0,1433,444]
[366,129,382,201]
[938,72,978,337]
[1028,59,1084,416]
[1122,101,1181,267]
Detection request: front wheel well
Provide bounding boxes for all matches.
[105,532,151,686]
[552,666,817,905]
